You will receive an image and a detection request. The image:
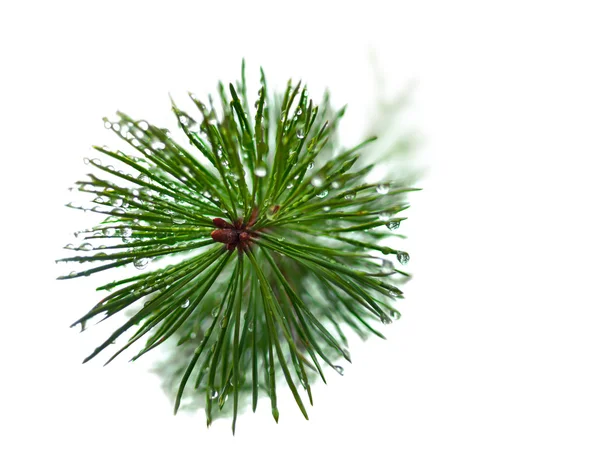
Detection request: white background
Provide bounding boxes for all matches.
[2,1,599,461]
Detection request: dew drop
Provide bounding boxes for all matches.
[344,192,356,200]
[179,115,189,126]
[211,306,219,317]
[104,120,112,129]
[323,206,331,212]
[311,176,324,187]
[331,181,341,189]
[333,365,344,376]
[112,207,125,215]
[381,259,394,272]
[396,251,410,265]
[376,184,390,195]
[151,141,166,150]
[121,227,132,238]
[386,220,402,231]
[255,165,267,177]
[391,310,401,320]
[104,228,116,237]
[388,286,402,298]
[78,243,92,251]
[296,129,305,139]
[182,299,190,309]
[90,158,102,166]
[210,390,219,400]
[138,120,149,131]
[134,257,150,270]
[64,243,74,250]
[83,157,91,165]
[307,162,314,170]
[172,216,186,225]
[316,190,329,198]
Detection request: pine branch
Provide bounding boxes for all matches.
[58,61,418,433]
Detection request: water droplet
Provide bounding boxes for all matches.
[64,243,74,250]
[386,220,402,230]
[104,120,112,129]
[381,316,392,325]
[182,299,190,309]
[379,212,391,222]
[391,310,401,320]
[138,120,149,131]
[78,243,92,251]
[286,183,293,189]
[255,165,267,177]
[112,123,121,132]
[179,115,189,126]
[331,181,341,189]
[83,157,91,165]
[323,206,331,212]
[103,228,115,237]
[307,162,314,170]
[90,158,102,166]
[344,192,356,200]
[333,365,344,375]
[121,227,132,238]
[376,184,390,195]
[112,207,125,215]
[211,306,219,317]
[381,259,394,272]
[311,176,324,187]
[396,251,410,265]
[172,216,186,225]
[296,129,305,139]
[388,286,402,298]
[151,141,165,150]
[69,271,77,277]
[247,322,254,332]
[137,173,148,183]
[296,108,303,116]
[316,190,329,198]
[210,390,219,399]
[134,257,150,270]
[112,197,124,207]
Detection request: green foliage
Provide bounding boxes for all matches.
[58,61,418,433]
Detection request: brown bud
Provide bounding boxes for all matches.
[211,228,238,244]
[212,217,233,229]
